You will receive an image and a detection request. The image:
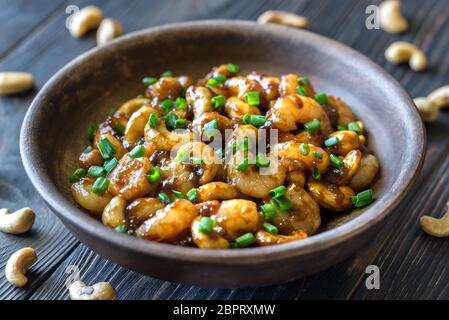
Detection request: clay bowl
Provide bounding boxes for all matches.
[20,20,425,288]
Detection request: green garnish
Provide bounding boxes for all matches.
[172,190,185,199]
[351,189,373,208]
[300,143,310,156]
[236,158,249,172]
[324,136,340,147]
[211,95,226,109]
[260,203,276,220]
[312,168,321,181]
[175,97,187,110]
[203,119,219,139]
[97,138,116,160]
[269,186,287,199]
[314,92,328,105]
[158,192,171,204]
[87,124,98,141]
[115,225,127,233]
[87,166,106,178]
[330,154,344,169]
[234,233,256,248]
[104,158,118,173]
[256,153,271,168]
[207,74,226,87]
[161,71,173,77]
[245,91,260,106]
[91,177,110,195]
[198,217,215,234]
[348,121,362,135]
[129,145,146,158]
[304,119,321,132]
[262,223,279,235]
[159,99,174,113]
[242,114,266,127]
[272,197,293,212]
[338,124,348,131]
[313,151,323,159]
[148,112,159,129]
[145,167,161,184]
[187,188,199,202]
[69,168,86,183]
[114,123,125,135]
[297,85,308,97]
[143,77,157,86]
[227,63,240,74]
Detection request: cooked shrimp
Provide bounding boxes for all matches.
[325,149,362,185]
[225,96,262,120]
[191,216,230,249]
[146,76,182,102]
[295,130,325,146]
[278,74,315,97]
[71,178,113,215]
[350,153,379,192]
[214,199,261,240]
[225,77,266,106]
[192,111,236,138]
[116,98,149,115]
[266,94,332,134]
[186,86,214,119]
[286,170,307,188]
[255,230,308,246]
[108,155,158,201]
[126,197,165,228]
[198,182,239,202]
[78,148,103,168]
[159,158,198,194]
[176,142,222,184]
[136,199,198,241]
[277,141,330,172]
[270,184,321,235]
[248,73,280,102]
[94,133,127,160]
[326,130,360,156]
[327,96,356,126]
[307,178,355,211]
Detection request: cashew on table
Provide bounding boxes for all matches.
[420,203,449,238]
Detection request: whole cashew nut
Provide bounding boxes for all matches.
[413,97,439,123]
[379,0,408,34]
[385,41,428,71]
[0,207,35,234]
[96,18,123,45]
[5,247,37,287]
[420,202,449,237]
[69,6,103,38]
[257,10,308,29]
[0,72,34,95]
[428,85,449,110]
[69,281,117,300]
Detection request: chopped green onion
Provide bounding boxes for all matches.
[263,222,279,235]
[97,138,116,160]
[174,118,187,128]
[83,146,93,154]
[304,119,321,132]
[300,143,310,156]
[190,157,204,165]
[114,123,125,135]
[270,186,287,199]
[227,63,240,74]
[312,168,321,180]
[348,121,362,135]
[211,95,226,109]
[161,111,179,130]
[298,76,311,87]
[272,197,293,212]
[91,177,110,195]
[148,112,159,129]
[315,92,328,105]
[145,167,161,184]
[159,99,174,113]
[351,189,373,208]
[69,168,86,183]
[260,203,276,220]
[338,124,348,131]
[236,158,249,171]
[158,192,171,204]
[297,85,308,97]
[324,136,340,147]
[330,154,344,169]
[207,74,226,87]
[129,145,146,158]
[187,188,199,202]
[175,97,187,110]
[115,225,127,233]
[143,77,157,86]
[230,242,239,249]
[245,91,260,106]
[242,114,266,127]
[238,138,250,152]
[203,119,219,138]
[104,158,118,173]
[172,190,185,199]
[313,151,323,159]
[235,233,256,248]
[198,217,215,234]
[256,153,271,168]
[108,108,117,116]
[175,150,189,164]
[161,71,173,77]
[232,142,237,154]
[87,124,98,141]
[87,165,106,178]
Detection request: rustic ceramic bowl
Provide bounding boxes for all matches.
[20,20,425,288]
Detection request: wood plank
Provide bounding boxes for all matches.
[0,0,66,58]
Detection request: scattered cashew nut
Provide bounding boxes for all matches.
[420,202,449,237]
[96,18,123,45]
[5,247,37,287]
[379,0,408,34]
[0,72,34,95]
[0,207,35,234]
[428,85,449,110]
[69,280,117,300]
[413,97,439,123]
[385,41,428,71]
[257,10,308,29]
[69,6,103,38]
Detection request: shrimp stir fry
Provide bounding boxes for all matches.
[69,64,379,249]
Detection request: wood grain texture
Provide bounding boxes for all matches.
[2,0,449,299]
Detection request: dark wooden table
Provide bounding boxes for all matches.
[1,0,448,300]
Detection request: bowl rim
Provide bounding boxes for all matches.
[20,20,426,265]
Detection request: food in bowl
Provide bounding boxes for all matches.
[69,63,379,249]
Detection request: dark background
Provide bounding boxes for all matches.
[1,0,449,300]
